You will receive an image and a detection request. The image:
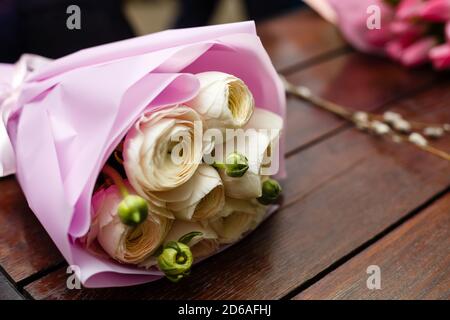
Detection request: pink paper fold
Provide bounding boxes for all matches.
[0,22,286,288]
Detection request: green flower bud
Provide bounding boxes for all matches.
[117,195,149,226]
[258,178,282,205]
[158,241,193,283]
[224,152,249,177]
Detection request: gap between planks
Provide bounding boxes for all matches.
[281,185,450,300]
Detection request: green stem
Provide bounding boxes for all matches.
[212,162,226,170]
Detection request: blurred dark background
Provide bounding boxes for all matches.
[0,0,303,63]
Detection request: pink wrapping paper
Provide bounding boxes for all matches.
[0,22,286,288]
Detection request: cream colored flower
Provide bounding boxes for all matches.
[123,105,203,217]
[215,108,283,199]
[220,170,263,199]
[208,198,266,244]
[165,220,219,258]
[138,220,219,269]
[165,164,225,221]
[88,185,171,264]
[187,72,254,129]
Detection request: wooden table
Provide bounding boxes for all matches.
[1,8,449,300]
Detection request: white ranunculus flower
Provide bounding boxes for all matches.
[164,220,219,258]
[165,164,225,221]
[208,198,266,244]
[220,171,263,199]
[123,105,203,218]
[187,72,255,129]
[87,185,171,264]
[215,108,283,199]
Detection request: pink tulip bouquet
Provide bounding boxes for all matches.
[306,0,450,69]
[0,22,285,287]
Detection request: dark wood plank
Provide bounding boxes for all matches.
[294,194,450,300]
[24,82,450,299]
[0,268,24,300]
[0,177,63,282]
[257,9,345,72]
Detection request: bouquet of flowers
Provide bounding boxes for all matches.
[0,22,285,287]
[306,0,450,69]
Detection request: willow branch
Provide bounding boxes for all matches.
[280,75,450,162]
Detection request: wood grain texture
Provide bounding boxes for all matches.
[286,53,437,110]
[256,9,345,72]
[24,82,450,299]
[0,177,63,282]
[294,194,450,300]
[0,269,23,300]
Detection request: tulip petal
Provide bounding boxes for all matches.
[400,37,437,67]
[429,43,450,69]
[420,0,450,22]
[396,0,424,20]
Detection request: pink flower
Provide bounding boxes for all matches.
[325,0,395,53]
[88,184,171,264]
[387,37,437,66]
[308,0,450,70]
[420,0,450,22]
[430,43,450,68]
[396,0,425,20]
[366,23,394,48]
[445,21,450,41]
[401,36,438,66]
[389,21,424,46]
[386,40,406,60]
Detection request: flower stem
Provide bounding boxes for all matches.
[416,143,450,161]
[102,164,129,198]
[280,76,352,120]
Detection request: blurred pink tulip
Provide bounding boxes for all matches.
[401,37,437,66]
[445,21,450,41]
[386,40,406,60]
[420,0,450,22]
[308,0,450,70]
[326,0,394,53]
[389,21,424,46]
[366,24,394,47]
[429,43,450,68]
[396,0,425,20]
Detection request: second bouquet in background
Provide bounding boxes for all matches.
[85,71,283,282]
[306,0,450,69]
